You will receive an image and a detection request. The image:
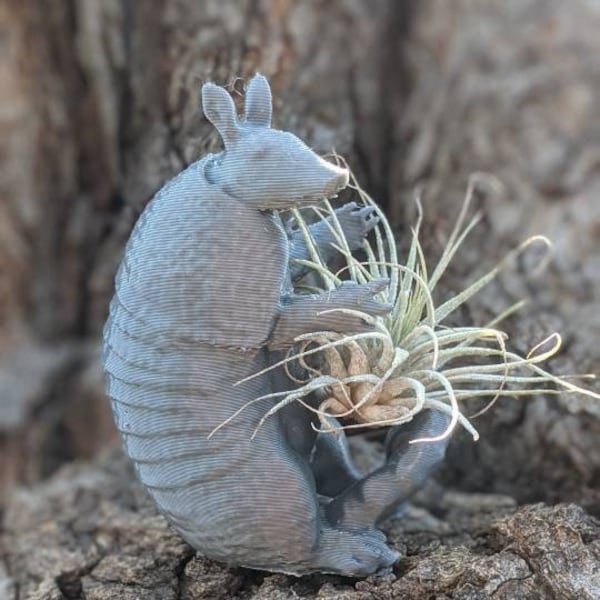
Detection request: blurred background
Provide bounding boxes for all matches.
[1,0,599,561]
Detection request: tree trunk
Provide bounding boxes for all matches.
[1,0,599,597]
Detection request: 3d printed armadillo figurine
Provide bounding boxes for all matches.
[102,74,451,576]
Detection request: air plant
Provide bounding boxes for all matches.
[213,166,599,444]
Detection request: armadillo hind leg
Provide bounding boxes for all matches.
[273,366,362,498]
[310,415,362,498]
[323,411,451,529]
[311,525,400,576]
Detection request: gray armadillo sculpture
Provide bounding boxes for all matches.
[102,74,451,576]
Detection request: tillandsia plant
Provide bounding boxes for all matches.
[220,163,600,444]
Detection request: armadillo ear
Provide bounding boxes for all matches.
[201,82,240,148]
[244,74,272,128]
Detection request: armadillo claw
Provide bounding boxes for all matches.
[333,203,380,250]
[332,278,392,317]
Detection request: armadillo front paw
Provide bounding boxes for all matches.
[323,278,393,332]
[333,202,380,251]
[269,279,392,349]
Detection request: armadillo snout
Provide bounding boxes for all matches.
[323,167,350,197]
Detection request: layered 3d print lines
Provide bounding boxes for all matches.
[102,74,450,576]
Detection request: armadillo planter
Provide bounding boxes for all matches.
[104,74,598,577]
[230,167,600,443]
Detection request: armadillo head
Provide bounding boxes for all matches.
[201,74,349,210]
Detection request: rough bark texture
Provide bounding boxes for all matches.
[1,452,599,599]
[1,0,599,597]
